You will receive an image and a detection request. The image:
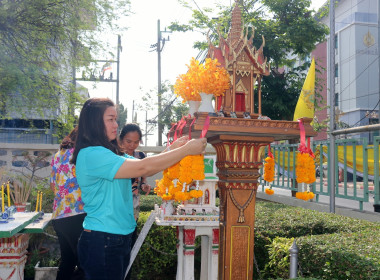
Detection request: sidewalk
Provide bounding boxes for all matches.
[257,186,380,223]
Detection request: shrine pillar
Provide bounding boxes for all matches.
[0,233,29,280]
[208,134,273,280]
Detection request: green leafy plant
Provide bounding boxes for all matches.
[131,212,178,280]
[264,237,294,279]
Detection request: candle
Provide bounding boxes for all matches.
[7,181,10,207]
[39,192,43,212]
[35,191,39,212]
[1,184,4,213]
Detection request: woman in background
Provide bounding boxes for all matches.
[71,97,206,280]
[119,123,151,222]
[50,126,85,280]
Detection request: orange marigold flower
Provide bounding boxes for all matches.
[174,57,230,102]
[265,188,274,195]
[162,194,173,201]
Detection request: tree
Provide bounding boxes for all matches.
[0,0,131,134]
[117,103,128,129]
[138,81,189,144]
[169,0,328,121]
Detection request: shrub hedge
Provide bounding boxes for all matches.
[132,197,379,280]
[130,211,178,280]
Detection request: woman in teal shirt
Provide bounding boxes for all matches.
[71,97,206,280]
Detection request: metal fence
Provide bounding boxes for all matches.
[259,136,380,211]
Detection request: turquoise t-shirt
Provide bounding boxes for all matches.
[76,146,136,235]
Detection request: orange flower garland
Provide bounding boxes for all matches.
[191,155,205,181]
[263,145,275,182]
[263,156,275,182]
[154,153,204,203]
[167,162,180,180]
[174,57,230,103]
[178,156,193,184]
[295,152,316,184]
[295,190,315,201]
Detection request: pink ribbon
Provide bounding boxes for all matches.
[167,122,177,146]
[200,115,210,138]
[268,144,274,158]
[188,117,197,139]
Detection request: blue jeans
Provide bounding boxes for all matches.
[77,229,133,280]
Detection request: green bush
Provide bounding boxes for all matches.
[264,237,294,279]
[132,200,379,280]
[253,201,380,280]
[131,212,178,280]
[297,230,380,280]
[139,194,163,212]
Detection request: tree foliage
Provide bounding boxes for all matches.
[0,0,130,133]
[138,81,189,144]
[170,0,329,120]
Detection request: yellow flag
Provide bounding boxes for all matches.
[293,58,315,121]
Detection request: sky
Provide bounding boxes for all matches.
[81,0,327,145]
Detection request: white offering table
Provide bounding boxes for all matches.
[0,212,52,280]
[155,207,219,280]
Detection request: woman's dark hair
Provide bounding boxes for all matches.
[60,126,78,150]
[71,97,121,164]
[119,123,142,141]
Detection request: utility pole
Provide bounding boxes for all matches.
[378,0,380,128]
[151,19,171,146]
[329,0,336,213]
[116,34,121,105]
[132,100,135,123]
[145,110,148,146]
[75,35,121,104]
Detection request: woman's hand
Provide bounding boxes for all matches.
[170,136,189,150]
[185,138,207,155]
[141,182,151,195]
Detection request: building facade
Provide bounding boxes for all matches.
[314,0,380,142]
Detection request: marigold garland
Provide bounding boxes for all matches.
[167,162,180,180]
[295,191,315,201]
[174,57,230,103]
[191,155,205,181]
[295,152,316,184]
[179,156,193,184]
[263,156,275,182]
[154,153,205,203]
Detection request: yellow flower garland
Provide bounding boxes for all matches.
[191,155,205,181]
[263,156,275,182]
[154,154,205,203]
[295,191,315,201]
[179,156,193,184]
[295,152,316,184]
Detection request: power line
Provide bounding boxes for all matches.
[349,99,380,128]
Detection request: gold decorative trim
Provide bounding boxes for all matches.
[230,226,250,280]
[229,189,255,223]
